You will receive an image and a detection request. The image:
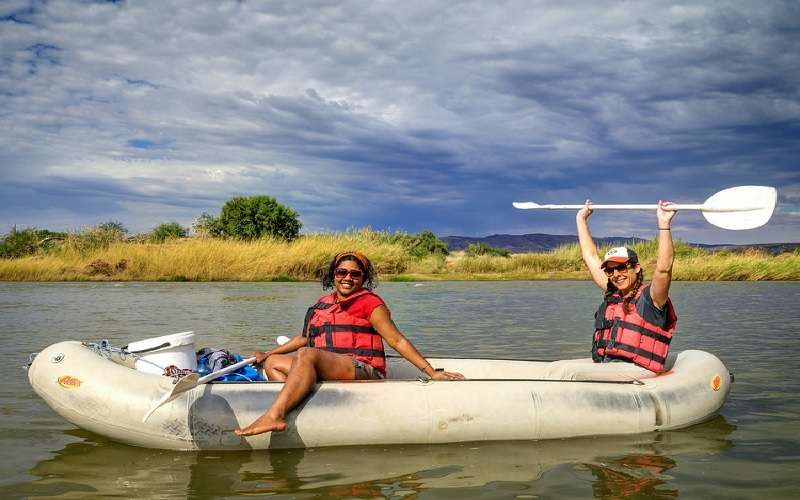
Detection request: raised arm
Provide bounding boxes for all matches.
[577,200,608,290]
[650,200,677,309]
[369,305,464,380]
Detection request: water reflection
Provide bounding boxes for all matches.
[577,417,735,499]
[5,417,734,499]
[581,454,678,498]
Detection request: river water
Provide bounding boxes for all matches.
[1,281,798,499]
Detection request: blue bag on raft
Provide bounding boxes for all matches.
[196,348,266,382]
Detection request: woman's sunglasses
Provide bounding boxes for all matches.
[604,263,634,276]
[334,268,364,279]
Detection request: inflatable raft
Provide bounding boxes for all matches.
[27,339,731,451]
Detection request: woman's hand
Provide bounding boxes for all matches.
[430,370,465,381]
[657,200,677,228]
[577,199,594,221]
[251,351,270,365]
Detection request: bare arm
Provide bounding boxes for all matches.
[650,200,677,309]
[250,335,306,364]
[370,305,464,380]
[577,200,608,290]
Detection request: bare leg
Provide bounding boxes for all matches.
[264,353,295,382]
[235,348,356,436]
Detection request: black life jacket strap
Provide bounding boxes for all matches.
[308,324,379,336]
[617,320,673,344]
[302,302,332,346]
[593,338,667,366]
[319,346,386,358]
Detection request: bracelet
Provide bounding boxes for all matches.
[658,228,671,231]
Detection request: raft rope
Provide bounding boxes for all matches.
[82,339,186,379]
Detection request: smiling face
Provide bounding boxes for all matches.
[333,259,365,299]
[605,262,640,294]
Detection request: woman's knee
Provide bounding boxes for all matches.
[295,347,319,364]
[265,353,288,370]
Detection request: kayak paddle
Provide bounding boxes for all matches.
[513,185,777,230]
[142,356,256,423]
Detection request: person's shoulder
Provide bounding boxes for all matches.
[637,283,657,305]
[316,292,336,304]
[357,290,385,306]
[637,283,665,314]
[352,290,386,316]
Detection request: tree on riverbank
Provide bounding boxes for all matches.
[203,195,302,241]
[0,227,64,258]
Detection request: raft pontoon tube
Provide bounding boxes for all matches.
[28,340,731,450]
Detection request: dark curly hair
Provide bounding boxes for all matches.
[321,251,378,290]
[604,267,644,312]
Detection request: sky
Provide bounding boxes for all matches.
[1,1,798,244]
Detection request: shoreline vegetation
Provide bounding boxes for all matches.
[1,229,798,282]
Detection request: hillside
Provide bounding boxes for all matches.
[442,234,800,254]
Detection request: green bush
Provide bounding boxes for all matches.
[98,220,128,236]
[192,212,221,237]
[378,230,449,258]
[150,222,188,242]
[464,242,511,258]
[215,196,301,240]
[61,226,127,254]
[407,230,449,257]
[0,227,64,258]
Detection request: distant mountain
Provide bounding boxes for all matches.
[690,242,800,254]
[442,234,800,255]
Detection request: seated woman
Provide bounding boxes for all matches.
[545,200,678,381]
[235,251,464,436]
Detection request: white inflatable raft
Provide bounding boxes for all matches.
[27,340,731,451]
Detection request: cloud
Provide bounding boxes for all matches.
[0,0,798,243]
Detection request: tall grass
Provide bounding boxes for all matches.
[0,233,797,281]
[0,230,411,281]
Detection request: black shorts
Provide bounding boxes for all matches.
[353,359,384,380]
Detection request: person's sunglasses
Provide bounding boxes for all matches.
[334,268,364,279]
[604,263,634,276]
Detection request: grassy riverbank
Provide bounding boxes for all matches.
[1,230,798,281]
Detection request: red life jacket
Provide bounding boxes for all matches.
[592,285,677,373]
[302,290,386,375]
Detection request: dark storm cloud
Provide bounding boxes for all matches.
[0,0,797,243]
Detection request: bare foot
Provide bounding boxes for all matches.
[234,413,287,436]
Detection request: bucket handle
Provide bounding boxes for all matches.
[123,341,171,355]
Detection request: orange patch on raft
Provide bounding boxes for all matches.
[58,375,82,389]
[711,374,722,391]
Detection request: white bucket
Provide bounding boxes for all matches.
[127,331,197,374]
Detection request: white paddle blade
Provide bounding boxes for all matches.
[702,186,777,230]
[143,372,199,422]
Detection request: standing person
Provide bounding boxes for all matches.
[546,200,678,381]
[235,251,464,437]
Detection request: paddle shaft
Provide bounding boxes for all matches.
[527,204,762,212]
[198,356,257,384]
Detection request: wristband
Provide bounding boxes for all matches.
[658,228,671,231]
